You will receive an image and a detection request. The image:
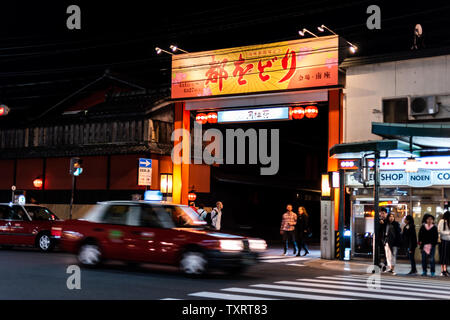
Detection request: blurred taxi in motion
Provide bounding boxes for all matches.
[0,203,61,252]
[58,199,267,275]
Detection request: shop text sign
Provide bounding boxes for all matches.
[171,36,339,99]
[217,107,290,123]
[346,170,450,187]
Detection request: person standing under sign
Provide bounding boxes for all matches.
[210,201,223,230]
[280,204,298,256]
[418,214,439,277]
[384,213,401,275]
[402,215,418,275]
[438,211,450,277]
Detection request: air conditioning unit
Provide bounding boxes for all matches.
[408,95,439,118]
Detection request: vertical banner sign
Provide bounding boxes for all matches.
[320,200,335,260]
[171,35,339,99]
[138,158,152,186]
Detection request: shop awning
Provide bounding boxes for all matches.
[372,122,450,148]
[330,139,420,159]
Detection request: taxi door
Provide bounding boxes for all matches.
[0,205,13,244]
[8,205,34,245]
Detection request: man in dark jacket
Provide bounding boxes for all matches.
[402,215,418,274]
[378,207,388,271]
[384,213,401,274]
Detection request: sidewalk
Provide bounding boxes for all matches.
[263,245,450,279]
[304,257,450,278]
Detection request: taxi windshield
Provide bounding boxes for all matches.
[25,206,59,221]
[158,205,206,228]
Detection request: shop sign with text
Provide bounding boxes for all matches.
[346,170,450,187]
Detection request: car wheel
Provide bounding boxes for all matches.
[180,251,208,276]
[78,243,102,267]
[0,245,13,250]
[37,233,53,252]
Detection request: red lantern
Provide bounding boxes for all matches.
[195,113,208,124]
[207,112,218,124]
[290,107,305,120]
[187,191,197,201]
[33,178,43,189]
[305,105,318,118]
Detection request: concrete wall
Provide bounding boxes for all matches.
[344,54,450,142]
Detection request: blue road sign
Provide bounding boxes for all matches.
[139,158,152,168]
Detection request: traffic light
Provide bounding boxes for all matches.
[69,157,83,176]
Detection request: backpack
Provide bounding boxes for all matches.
[205,209,218,226]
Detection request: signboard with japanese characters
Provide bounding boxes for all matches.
[171,35,339,99]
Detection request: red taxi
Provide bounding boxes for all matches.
[58,201,267,275]
[0,203,62,252]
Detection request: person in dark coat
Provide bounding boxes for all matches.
[438,211,450,277]
[384,213,401,274]
[418,214,439,277]
[402,215,418,275]
[295,206,310,257]
[378,207,388,271]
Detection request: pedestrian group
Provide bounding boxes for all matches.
[379,208,450,277]
[280,204,311,256]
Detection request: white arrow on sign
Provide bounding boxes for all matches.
[140,159,151,167]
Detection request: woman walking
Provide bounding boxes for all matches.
[402,215,418,275]
[438,211,450,277]
[418,214,439,277]
[384,213,401,275]
[295,207,310,257]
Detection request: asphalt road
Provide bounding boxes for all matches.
[0,247,335,300]
[2,247,450,300]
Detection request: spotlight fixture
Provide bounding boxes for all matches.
[317,24,357,54]
[298,28,318,38]
[155,47,174,55]
[169,45,189,53]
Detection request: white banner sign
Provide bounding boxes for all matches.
[346,169,450,187]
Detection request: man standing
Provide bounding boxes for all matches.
[211,201,223,230]
[280,204,299,256]
[378,207,388,271]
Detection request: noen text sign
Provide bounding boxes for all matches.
[171,36,339,99]
[217,107,290,123]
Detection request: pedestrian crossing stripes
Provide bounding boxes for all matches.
[161,274,450,300]
[259,256,308,263]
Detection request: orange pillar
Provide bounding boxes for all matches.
[173,102,190,204]
[328,89,344,231]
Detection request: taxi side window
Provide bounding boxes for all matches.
[11,206,28,221]
[102,205,129,225]
[0,206,12,220]
[140,206,162,228]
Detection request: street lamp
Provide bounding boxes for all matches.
[155,47,174,55]
[169,45,189,53]
[317,24,358,53]
[298,28,319,38]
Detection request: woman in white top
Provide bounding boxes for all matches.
[438,211,450,277]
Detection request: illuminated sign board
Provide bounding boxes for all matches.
[346,169,450,187]
[171,35,339,99]
[217,107,290,123]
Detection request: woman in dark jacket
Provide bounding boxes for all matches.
[418,214,439,277]
[402,215,418,274]
[295,207,310,257]
[384,213,401,274]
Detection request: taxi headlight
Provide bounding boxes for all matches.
[219,240,244,251]
[249,239,267,251]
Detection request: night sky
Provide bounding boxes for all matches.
[0,0,449,94]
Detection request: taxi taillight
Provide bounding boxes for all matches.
[51,227,62,238]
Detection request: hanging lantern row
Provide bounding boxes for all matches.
[290,105,319,119]
[195,112,218,124]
